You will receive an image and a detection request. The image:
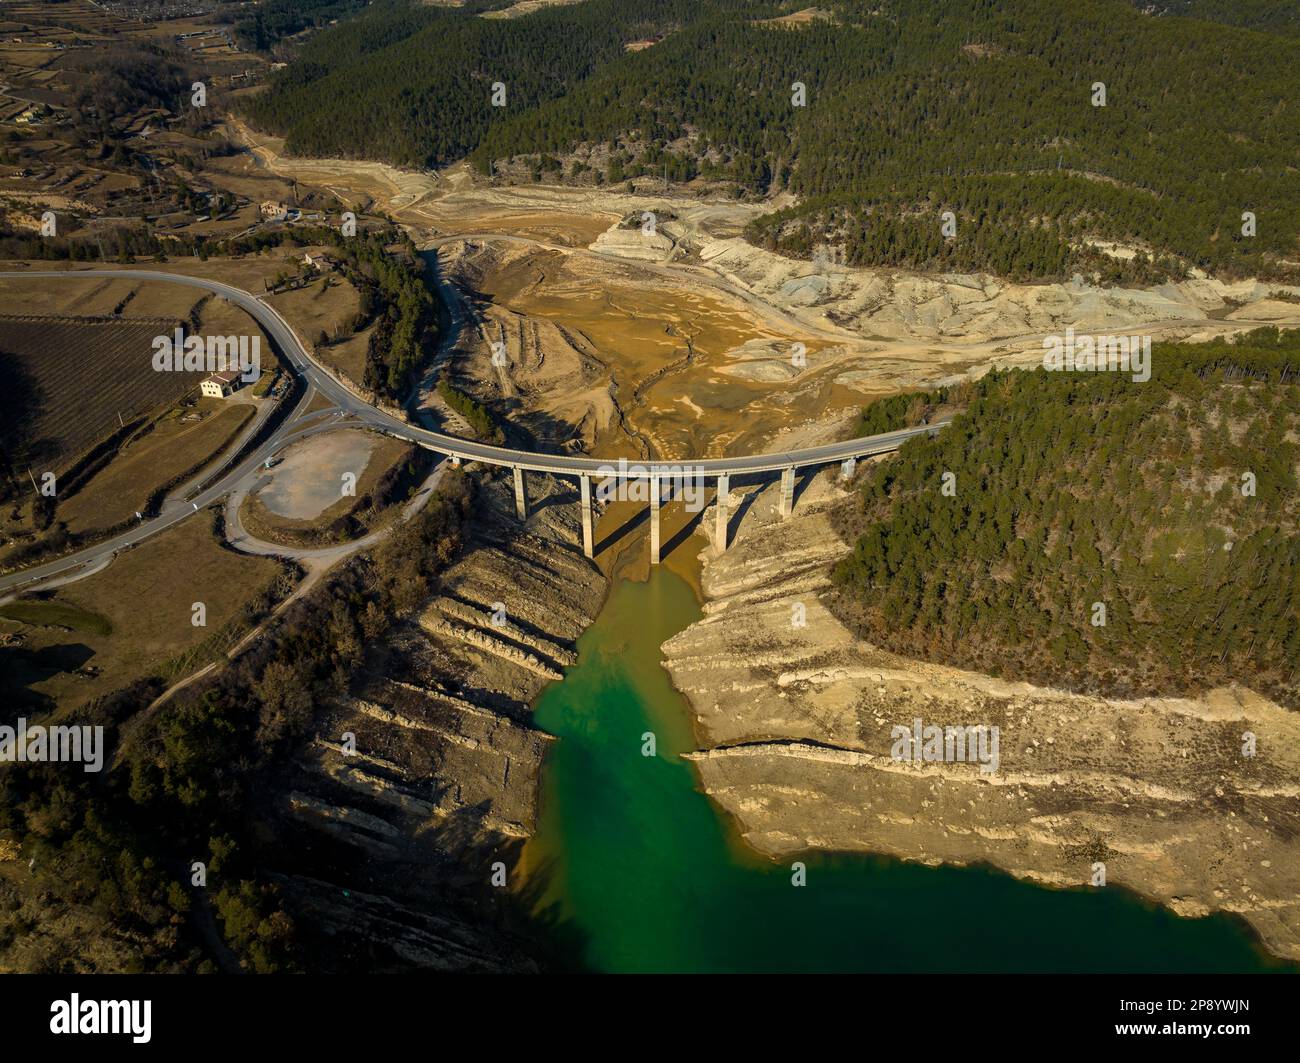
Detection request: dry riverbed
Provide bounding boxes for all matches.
[226,126,1300,422]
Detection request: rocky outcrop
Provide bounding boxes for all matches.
[663,470,1300,962]
[287,471,599,844]
[419,615,566,681]
[590,225,678,262]
[434,598,579,667]
[278,469,604,970]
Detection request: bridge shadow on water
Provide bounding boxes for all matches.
[589,479,711,561]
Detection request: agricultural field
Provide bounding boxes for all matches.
[0,513,289,717]
[0,270,275,478]
[0,0,308,263]
[0,0,267,104]
[0,275,205,319]
[194,285,272,345]
[0,252,362,308]
[0,256,389,392]
[56,398,255,535]
[0,313,196,470]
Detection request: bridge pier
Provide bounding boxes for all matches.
[714,473,729,552]
[450,455,461,468]
[649,471,661,564]
[779,466,795,519]
[513,466,528,521]
[579,473,594,559]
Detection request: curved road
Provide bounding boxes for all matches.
[0,267,946,594]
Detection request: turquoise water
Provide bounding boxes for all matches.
[523,567,1291,973]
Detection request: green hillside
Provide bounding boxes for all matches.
[245,0,1300,283]
[1126,1,1300,38]
[830,328,1300,707]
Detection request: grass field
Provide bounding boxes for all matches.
[0,599,112,637]
[266,270,370,384]
[315,322,374,386]
[57,400,255,534]
[0,514,287,716]
[267,272,362,349]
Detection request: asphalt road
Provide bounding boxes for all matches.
[0,266,947,594]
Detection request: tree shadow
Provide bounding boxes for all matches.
[264,761,590,972]
[0,642,96,718]
[0,348,57,491]
[411,798,589,971]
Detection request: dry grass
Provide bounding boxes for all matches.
[315,322,374,386]
[267,272,362,348]
[481,0,590,20]
[754,7,833,28]
[57,400,255,534]
[0,515,284,715]
[0,275,203,320]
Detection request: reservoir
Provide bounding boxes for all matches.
[521,566,1292,974]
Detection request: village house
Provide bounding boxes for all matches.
[200,370,243,399]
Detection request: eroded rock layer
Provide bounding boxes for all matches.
[664,472,1300,963]
[278,471,604,969]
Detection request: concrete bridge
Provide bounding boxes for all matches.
[420,422,944,562]
[0,269,949,590]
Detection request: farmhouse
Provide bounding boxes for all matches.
[200,370,242,399]
[259,200,287,220]
[302,252,335,272]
